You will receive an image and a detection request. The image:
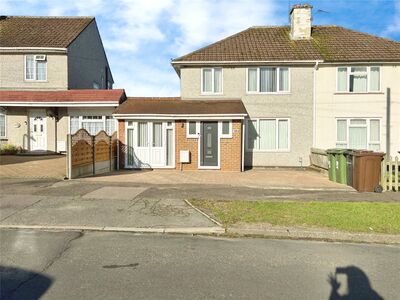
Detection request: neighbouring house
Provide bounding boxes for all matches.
[0,89,126,152]
[116,3,399,171]
[0,16,118,152]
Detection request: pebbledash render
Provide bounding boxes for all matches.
[115,3,400,171]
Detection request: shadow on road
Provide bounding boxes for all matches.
[328,265,383,300]
[0,265,53,300]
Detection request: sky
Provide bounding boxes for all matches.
[1,0,399,96]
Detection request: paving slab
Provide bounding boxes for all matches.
[82,186,147,200]
[0,194,216,229]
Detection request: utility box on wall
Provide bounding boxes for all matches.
[180,150,190,163]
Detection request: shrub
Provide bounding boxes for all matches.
[0,144,20,155]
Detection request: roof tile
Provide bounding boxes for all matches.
[173,26,400,62]
[0,16,93,48]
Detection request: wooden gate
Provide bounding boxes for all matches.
[381,156,399,192]
[66,129,118,179]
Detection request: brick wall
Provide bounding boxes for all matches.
[118,120,125,169]
[175,119,242,171]
[175,120,198,170]
[221,120,242,171]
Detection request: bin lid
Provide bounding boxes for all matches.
[352,151,385,157]
[327,148,350,154]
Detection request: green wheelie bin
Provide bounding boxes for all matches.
[335,149,349,184]
[327,149,349,184]
[326,149,338,182]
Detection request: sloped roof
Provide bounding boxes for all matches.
[173,26,400,63]
[0,89,126,103]
[0,16,93,48]
[114,97,247,116]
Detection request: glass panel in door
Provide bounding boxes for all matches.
[166,128,173,166]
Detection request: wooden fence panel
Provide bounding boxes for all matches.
[67,129,118,179]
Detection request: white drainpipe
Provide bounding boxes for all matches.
[312,61,319,147]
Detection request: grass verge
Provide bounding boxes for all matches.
[190,200,400,234]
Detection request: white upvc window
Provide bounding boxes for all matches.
[186,121,200,138]
[0,110,6,138]
[220,120,232,138]
[336,66,380,93]
[201,68,223,94]
[25,54,47,81]
[247,67,290,94]
[336,118,381,150]
[70,116,116,135]
[246,118,290,152]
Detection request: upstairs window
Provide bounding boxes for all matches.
[247,67,290,93]
[201,68,222,94]
[337,66,380,93]
[25,55,47,81]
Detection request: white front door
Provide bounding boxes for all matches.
[126,121,172,168]
[135,121,151,168]
[150,122,165,167]
[29,109,47,151]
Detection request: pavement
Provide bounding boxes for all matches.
[1,229,399,299]
[0,178,217,232]
[0,177,398,244]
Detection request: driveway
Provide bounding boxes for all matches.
[0,155,66,179]
[81,168,352,190]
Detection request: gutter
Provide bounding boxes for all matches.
[0,102,119,107]
[112,114,247,120]
[0,47,67,54]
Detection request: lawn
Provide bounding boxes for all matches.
[190,200,400,234]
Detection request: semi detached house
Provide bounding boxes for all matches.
[1,5,399,172]
[0,16,123,153]
[115,4,400,171]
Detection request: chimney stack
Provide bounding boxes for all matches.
[290,4,313,40]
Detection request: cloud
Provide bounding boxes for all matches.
[383,0,400,38]
[170,0,281,56]
[1,0,279,96]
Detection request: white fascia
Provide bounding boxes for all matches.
[113,114,247,120]
[0,102,119,107]
[0,47,67,54]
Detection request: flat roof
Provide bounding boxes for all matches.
[113,97,247,117]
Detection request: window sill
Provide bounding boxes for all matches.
[246,92,291,95]
[334,92,384,95]
[200,93,224,96]
[24,80,48,83]
[246,149,291,153]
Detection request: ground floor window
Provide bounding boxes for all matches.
[70,116,116,135]
[336,118,380,150]
[246,118,290,151]
[0,110,6,138]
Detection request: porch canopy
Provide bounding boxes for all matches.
[0,89,126,107]
[113,97,248,119]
